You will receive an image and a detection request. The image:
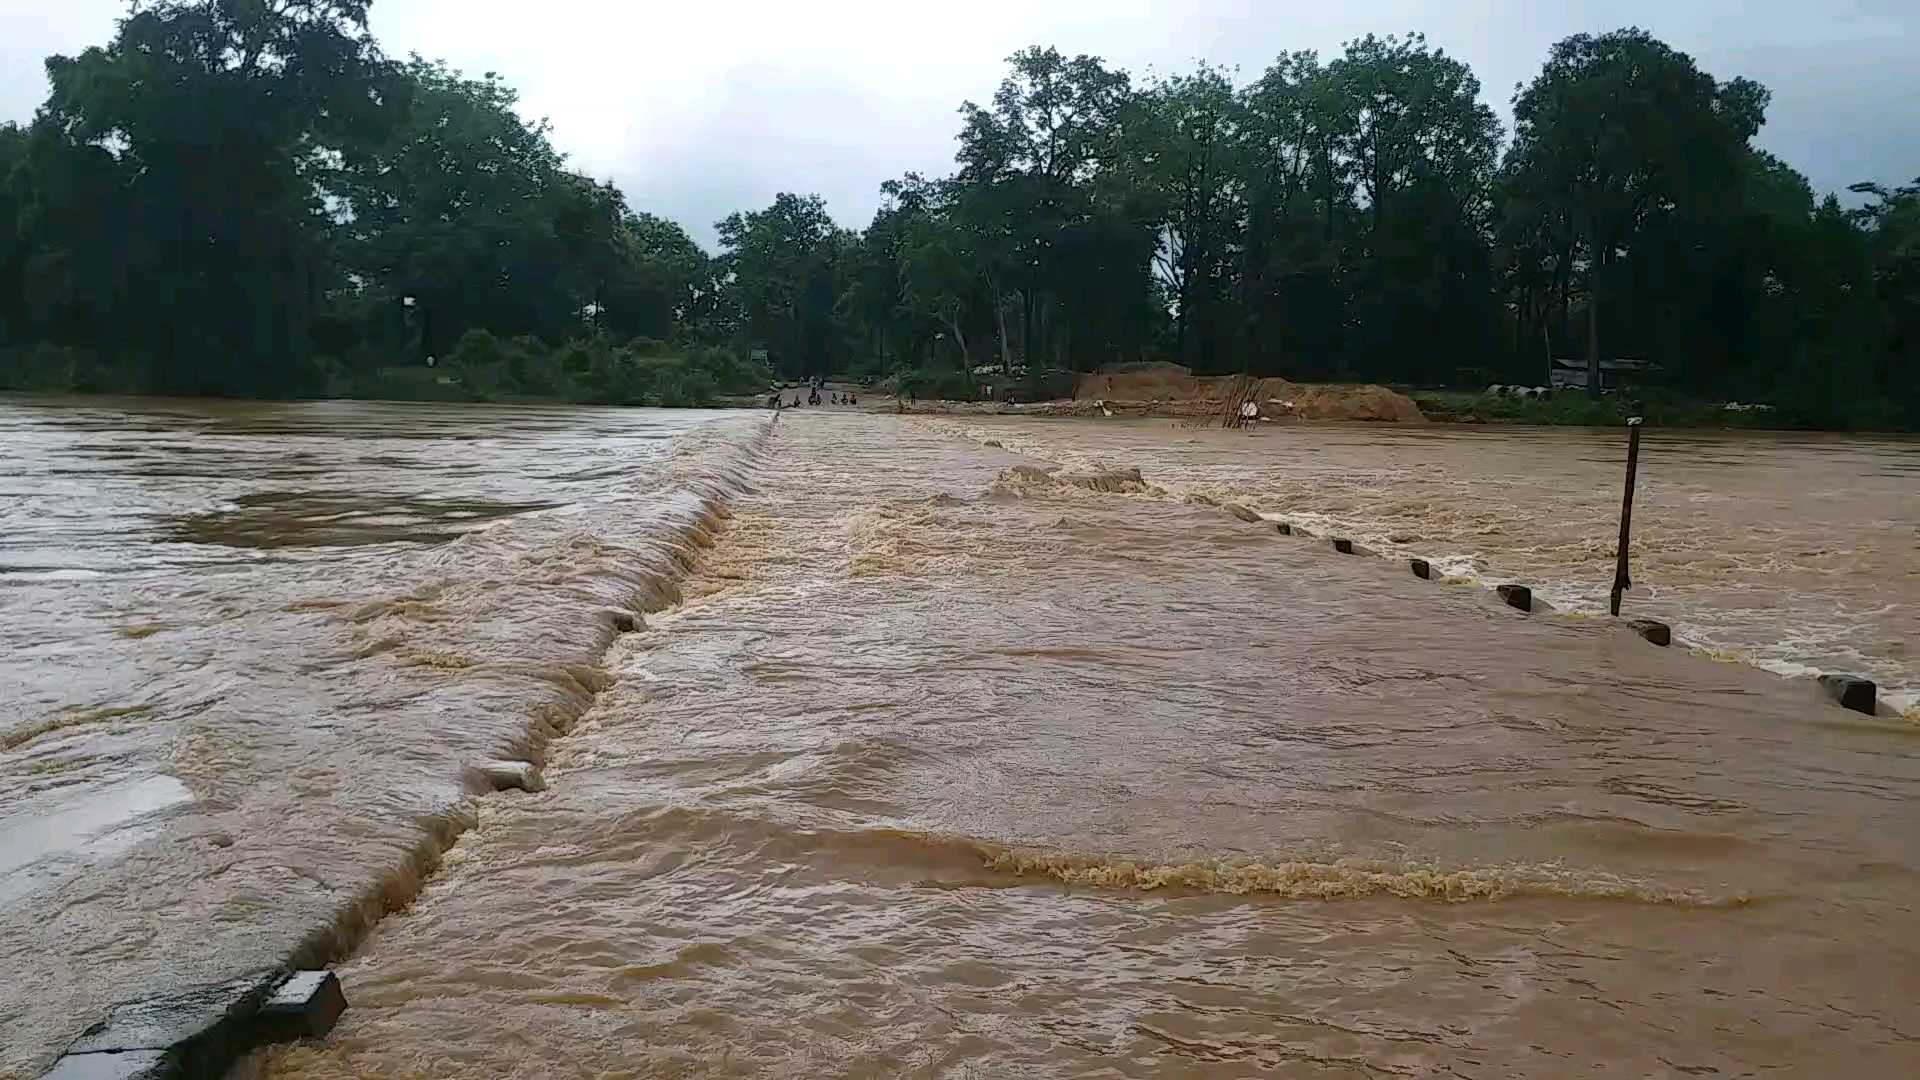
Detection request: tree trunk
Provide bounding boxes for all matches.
[1022,288,1037,370]
[1586,248,1602,398]
[945,314,970,367]
[994,294,1013,375]
[1174,285,1190,364]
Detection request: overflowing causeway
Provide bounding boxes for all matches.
[3,402,1916,1077]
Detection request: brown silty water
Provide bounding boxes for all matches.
[926,416,1920,712]
[252,412,1920,1078]
[0,398,757,1077]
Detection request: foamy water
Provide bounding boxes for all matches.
[241,413,1920,1078]
[926,417,1920,713]
[0,398,759,1076]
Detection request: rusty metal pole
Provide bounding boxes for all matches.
[1609,417,1643,617]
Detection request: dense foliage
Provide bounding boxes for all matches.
[0,5,1914,425]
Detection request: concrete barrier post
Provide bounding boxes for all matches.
[257,972,349,1043]
[473,761,545,793]
[1627,618,1671,646]
[1818,675,1877,715]
[1496,584,1532,612]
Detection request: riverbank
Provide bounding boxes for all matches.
[1410,386,1919,432]
[10,339,1916,431]
[0,333,775,410]
[877,384,1919,433]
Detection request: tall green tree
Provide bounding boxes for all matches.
[1505,28,1767,394]
[31,0,389,394]
[715,192,845,379]
[1236,50,1349,376]
[1128,64,1246,370]
[0,124,27,346]
[954,46,1149,370]
[332,57,596,357]
[1325,34,1502,380]
[612,211,715,339]
[1850,178,1920,416]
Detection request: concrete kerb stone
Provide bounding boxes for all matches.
[1495,584,1533,612]
[471,760,545,793]
[43,969,347,1079]
[1627,618,1672,647]
[39,1051,167,1080]
[1251,503,1875,703]
[1818,674,1877,716]
[257,971,349,1043]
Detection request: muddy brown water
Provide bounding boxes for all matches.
[925,416,1919,713]
[0,397,746,1076]
[3,401,1917,1077]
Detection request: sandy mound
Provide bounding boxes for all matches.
[1074,362,1424,422]
[1282,382,1427,422]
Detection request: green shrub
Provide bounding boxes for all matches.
[897,365,983,401]
[357,365,471,402]
[0,344,151,394]
[4,331,771,409]
[841,352,894,386]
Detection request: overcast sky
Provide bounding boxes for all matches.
[3,1,1914,248]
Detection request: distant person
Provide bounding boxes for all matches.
[848,392,857,405]
[1239,399,1259,429]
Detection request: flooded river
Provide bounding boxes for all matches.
[3,401,1917,1077]
[926,417,1920,712]
[0,398,750,1076]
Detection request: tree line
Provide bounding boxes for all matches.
[0,2,1915,426]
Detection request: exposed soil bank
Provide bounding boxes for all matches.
[878,362,1426,423]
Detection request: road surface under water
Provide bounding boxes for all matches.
[0,398,753,1077]
[250,412,1920,1078]
[925,416,1920,713]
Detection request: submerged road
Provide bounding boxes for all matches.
[251,411,1919,1078]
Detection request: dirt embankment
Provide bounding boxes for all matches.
[1074,363,1426,422]
[871,364,1424,422]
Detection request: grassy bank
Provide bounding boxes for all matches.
[0,332,775,408]
[884,365,1078,404]
[1410,388,1917,432]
